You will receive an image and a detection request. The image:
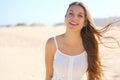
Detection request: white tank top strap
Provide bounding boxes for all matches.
[53,36,58,49]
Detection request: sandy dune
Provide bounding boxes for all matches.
[0,26,120,80]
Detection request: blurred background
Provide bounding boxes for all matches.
[0,0,120,80]
[0,0,120,26]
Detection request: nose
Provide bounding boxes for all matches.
[71,15,78,20]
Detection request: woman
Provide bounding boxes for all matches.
[45,1,117,80]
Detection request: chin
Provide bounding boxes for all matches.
[68,27,82,32]
[69,25,81,29]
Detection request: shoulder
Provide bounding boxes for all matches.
[46,37,55,48]
[45,37,56,56]
[46,34,64,45]
[45,34,64,49]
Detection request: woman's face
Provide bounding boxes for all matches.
[65,5,85,31]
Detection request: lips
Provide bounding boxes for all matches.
[69,21,78,26]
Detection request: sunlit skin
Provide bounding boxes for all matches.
[65,5,85,32]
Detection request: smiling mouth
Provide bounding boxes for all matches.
[69,21,78,26]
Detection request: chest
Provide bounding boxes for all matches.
[53,50,88,80]
[58,43,85,56]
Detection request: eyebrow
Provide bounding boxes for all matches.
[69,10,84,15]
[79,12,84,15]
[69,10,73,12]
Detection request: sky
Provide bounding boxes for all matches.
[0,0,120,26]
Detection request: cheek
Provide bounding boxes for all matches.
[80,18,85,26]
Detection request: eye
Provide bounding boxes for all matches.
[78,15,83,18]
[68,13,73,15]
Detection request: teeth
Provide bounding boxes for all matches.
[70,22,77,25]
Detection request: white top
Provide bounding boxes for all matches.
[52,36,88,80]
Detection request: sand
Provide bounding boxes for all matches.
[0,26,120,80]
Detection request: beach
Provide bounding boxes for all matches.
[0,26,120,80]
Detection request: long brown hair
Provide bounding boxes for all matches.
[66,1,119,80]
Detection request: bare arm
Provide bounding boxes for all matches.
[45,38,55,80]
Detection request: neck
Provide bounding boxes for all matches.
[64,29,83,45]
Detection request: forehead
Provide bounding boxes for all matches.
[68,5,85,14]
